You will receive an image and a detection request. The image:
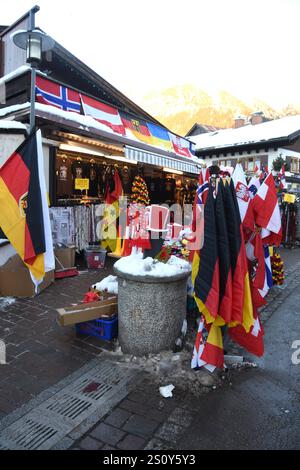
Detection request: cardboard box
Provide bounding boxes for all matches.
[54,246,76,270]
[0,255,54,298]
[57,294,118,327]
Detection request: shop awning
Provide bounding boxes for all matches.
[125,146,200,175]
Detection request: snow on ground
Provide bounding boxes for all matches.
[91,275,118,295]
[114,253,191,278]
[0,297,16,309]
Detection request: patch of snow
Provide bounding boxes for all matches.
[0,120,27,130]
[0,102,30,117]
[92,275,118,295]
[0,65,31,86]
[114,253,191,278]
[0,297,16,309]
[159,384,175,398]
[192,114,300,151]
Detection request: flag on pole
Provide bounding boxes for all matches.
[278,165,287,190]
[223,180,253,327]
[231,163,254,232]
[251,173,282,246]
[0,131,54,283]
[192,184,220,322]
[228,306,264,357]
[215,179,232,323]
[191,317,224,372]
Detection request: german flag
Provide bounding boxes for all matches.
[225,180,254,332]
[0,132,45,280]
[215,179,232,323]
[192,184,219,322]
[120,111,153,146]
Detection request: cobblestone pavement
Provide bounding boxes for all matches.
[0,247,299,448]
[72,247,300,450]
[0,259,115,417]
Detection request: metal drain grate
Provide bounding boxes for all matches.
[0,359,136,450]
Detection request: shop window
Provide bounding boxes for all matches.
[291,158,299,173]
[246,158,254,171]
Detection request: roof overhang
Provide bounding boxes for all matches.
[0,103,200,175]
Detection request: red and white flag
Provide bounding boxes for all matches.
[251,173,282,245]
[278,165,287,190]
[81,94,125,135]
[231,163,254,231]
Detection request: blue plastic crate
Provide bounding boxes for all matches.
[75,315,118,341]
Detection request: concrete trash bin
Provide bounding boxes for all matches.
[114,263,191,356]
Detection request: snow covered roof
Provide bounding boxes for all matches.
[0,65,31,86]
[190,115,300,153]
[0,102,200,172]
[0,119,27,131]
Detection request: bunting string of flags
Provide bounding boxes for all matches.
[35,76,195,158]
[191,163,282,371]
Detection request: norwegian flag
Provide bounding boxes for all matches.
[278,165,287,190]
[251,173,282,246]
[196,168,210,205]
[258,245,273,298]
[248,175,261,199]
[36,76,81,113]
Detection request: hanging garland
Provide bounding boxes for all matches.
[131,175,150,206]
[271,250,285,285]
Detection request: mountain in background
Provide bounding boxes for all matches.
[139,84,300,135]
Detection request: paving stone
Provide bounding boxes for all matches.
[90,423,125,446]
[144,438,175,450]
[102,444,116,450]
[123,414,159,437]
[155,421,185,442]
[78,436,103,450]
[104,408,132,428]
[168,407,193,427]
[117,434,146,450]
[119,398,150,416]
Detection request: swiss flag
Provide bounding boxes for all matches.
[251,173,282,246]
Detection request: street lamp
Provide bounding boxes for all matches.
[12,6,55,133]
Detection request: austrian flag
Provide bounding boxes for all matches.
[81,95,125,135]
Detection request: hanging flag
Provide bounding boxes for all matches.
[248,175,261,199]
[147,122,173,152]
[168,133,192,158]
[81,94,125,135]
[120,111,153,145]
[231,163,254,232]
[278,165,287,190]
[191,315,224,372]
[36,76,81,113]
[251,173,282,246]
[229,306,264,357]
[0,131,54,282]
[254,161,261,174]
[192,184,220,322]
[258,245,273,298]
[225,180,254,329]
[245,231,265,290]
[199,321,225,370]
[215,179,232,323]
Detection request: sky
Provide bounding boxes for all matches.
[2,0,300,109]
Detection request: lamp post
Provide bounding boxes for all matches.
[12,6,55,133]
